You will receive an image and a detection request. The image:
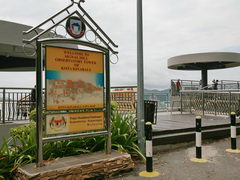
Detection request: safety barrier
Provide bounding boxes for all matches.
[139,122,159,177]
[191,112,240,163]
[180,90,240,116]
[0,88,34,123]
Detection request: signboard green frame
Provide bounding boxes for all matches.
[36,39,111,166]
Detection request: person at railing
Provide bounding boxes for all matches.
[176,79,181,95]
[30,85,36,110]
[212,79,218,90]
[199,80,202,90]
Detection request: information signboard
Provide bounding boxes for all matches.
[45,46,104,110]
[46,112,104,135]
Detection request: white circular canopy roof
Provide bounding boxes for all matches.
[168,52,240,70]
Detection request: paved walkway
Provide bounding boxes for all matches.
[153,112,236,131]
[114,137,240,180]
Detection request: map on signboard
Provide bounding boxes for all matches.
[45,46,104,110]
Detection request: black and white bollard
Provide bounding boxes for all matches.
[196,116,202,159]
[231,112,237,150]
[145,121,153,172]
[226,112,240,153]
[190,116,207,163]
[139,122,159,177]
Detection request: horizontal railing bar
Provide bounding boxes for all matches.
[0,88,33,90]
[111,86,137,89]
[43,130,108,142]
[181,90,240,93]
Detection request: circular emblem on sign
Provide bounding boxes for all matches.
[66,16,86,39]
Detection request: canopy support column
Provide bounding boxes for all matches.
[201,69,208,89]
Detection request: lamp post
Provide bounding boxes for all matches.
[137,0,145,154]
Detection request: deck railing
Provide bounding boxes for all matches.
[171,79,240,94]
[144,92,170,111]
[180,90,240,116]
[111,90,137,113]
[111,86,170,113]
[0,88,35,123]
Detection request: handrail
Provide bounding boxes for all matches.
[179,90,240,116]
[181,89,240,93]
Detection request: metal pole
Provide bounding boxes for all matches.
[202,91,204,116]
[106,50,111,154]
[214,93,217,116]
[229,91,232,116]
[2,88,5,124]
[137,0,145,154]
[190,93,192,114]
[36,41,43,167]
[180,91,183,114]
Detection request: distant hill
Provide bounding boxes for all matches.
[144,88,170,94]
[144,88,170,102]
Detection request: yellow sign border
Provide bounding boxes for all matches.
[45,46,104,111]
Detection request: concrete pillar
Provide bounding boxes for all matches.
[201,69,208,89]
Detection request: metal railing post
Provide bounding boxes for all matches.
[180,91,183,114]
[202,91,204,116]
[190,92,192,114]
[2,88,5,123]
[214,93,217,116]
[229,91,232,116]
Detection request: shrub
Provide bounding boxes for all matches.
[111,111,144,159]
[0,109,144,179]
[29,109,36,122]
[0,123,36,179]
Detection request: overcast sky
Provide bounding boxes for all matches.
[0,0,240,89]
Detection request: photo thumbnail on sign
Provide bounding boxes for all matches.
[45,46,104,110]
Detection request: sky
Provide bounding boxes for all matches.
[0,0,240,90]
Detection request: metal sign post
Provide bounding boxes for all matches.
[36,41,43,166]
[105,50,112,154]
[137,0,145,154]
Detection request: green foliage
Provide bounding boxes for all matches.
[111,112,145,160]
[0,123,36,179]
[29,109,36,122]
[0,109,144,179]
[111,101,118,111]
